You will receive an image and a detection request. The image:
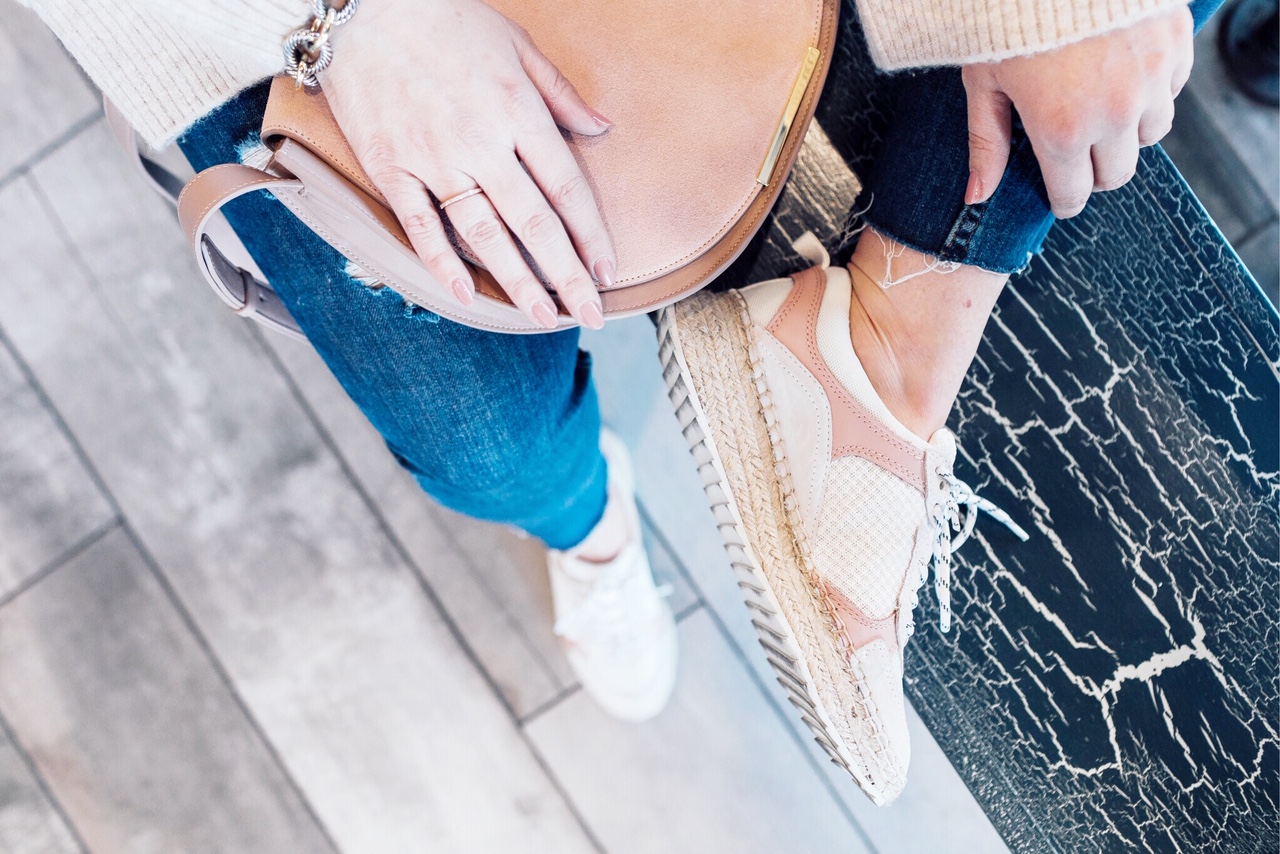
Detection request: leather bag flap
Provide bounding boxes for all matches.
[261,0,832,292]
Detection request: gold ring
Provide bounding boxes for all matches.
[438,187,485,209]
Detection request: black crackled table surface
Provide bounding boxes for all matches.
[717,3,1279,850]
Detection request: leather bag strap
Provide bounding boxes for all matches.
[176,165,307,340]
[104,97,307,341]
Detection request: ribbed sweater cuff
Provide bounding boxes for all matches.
[856,0,1188,69]
[35,1,306,148]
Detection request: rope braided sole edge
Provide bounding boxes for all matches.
[657,289,905,802]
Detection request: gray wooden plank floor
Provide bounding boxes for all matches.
[0,719,81,854]
[20,2,1274,850]
[0,0,97,179]
[0,526,338,854]
[0,342,114,602]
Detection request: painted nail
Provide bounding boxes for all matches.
[532,300,558,329]
[964,172,983,206]
[593,258,616,289]
[451,278,473,306]
[580,301,605,330]
[588,107,613,129]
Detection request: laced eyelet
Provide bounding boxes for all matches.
[918,470,1029,632]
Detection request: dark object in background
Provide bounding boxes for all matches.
[1219,0,1279,106]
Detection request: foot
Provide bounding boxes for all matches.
[658,263,1027,803]
[547,430,679,722]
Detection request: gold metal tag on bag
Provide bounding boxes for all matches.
[758,46,823,187]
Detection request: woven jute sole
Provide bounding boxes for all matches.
[657,289,903,804]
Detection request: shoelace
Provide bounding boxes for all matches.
[904,473,1029,637]
[930,474,1029,632]
[553,563,673,653]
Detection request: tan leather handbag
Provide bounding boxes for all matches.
[169,0,838,336]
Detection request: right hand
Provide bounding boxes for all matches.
[322,0,616,329]
[963,6,1194,218]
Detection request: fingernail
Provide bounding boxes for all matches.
[580,301,605,330]
[593,258,616,289]
[965,172,983,206]
[451,278,473,306]
[532,300,558,329]
[588,107,613,129]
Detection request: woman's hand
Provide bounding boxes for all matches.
[321,0,615,329]
[963,6,1194,218]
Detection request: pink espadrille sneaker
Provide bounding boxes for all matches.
[656,258,1027,804]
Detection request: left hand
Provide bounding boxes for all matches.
[962,6,1195,218]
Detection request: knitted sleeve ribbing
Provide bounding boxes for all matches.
[854,0,1188,70]
[27,0,1193,146]
[27,0,306,147]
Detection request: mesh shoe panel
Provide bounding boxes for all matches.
[811,456,920,620]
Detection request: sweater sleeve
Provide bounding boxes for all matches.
[26,0,1192,145]
[854,0,1188,70]
[25,0,306,147]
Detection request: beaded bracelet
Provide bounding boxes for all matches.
[284,0,361,88]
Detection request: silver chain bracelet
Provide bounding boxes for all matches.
[284,0,361,89]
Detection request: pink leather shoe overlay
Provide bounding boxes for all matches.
[819,580,900,653]
[765,266,927,494]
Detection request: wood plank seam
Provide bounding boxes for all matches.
[0,317,345,854]
[0,516,119,613]
[0,110,101,196]
[0,708,89,854]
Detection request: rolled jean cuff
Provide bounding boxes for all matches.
[853,66,1055,276]
[855,0,1220,276]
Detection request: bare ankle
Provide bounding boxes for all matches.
[844,231,1008,439]
[573,487,630,563]
[845,280,954,438]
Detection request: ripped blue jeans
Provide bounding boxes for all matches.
[180,84,606,549]
[177,0,1221,548]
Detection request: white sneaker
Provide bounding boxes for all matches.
[548,430,679,722]
[658,261,1027,803]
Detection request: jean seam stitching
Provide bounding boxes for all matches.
[939,201,987,264]
[939,129,1042,267]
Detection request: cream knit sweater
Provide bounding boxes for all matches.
[23,0,1184,148]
